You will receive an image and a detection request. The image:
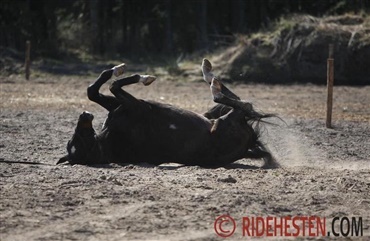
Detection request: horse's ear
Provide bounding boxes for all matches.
[57,155,69,165]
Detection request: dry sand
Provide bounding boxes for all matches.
[1,73,369,240]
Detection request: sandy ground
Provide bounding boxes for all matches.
[1,72,369,240]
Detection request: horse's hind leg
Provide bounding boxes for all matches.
[210,77,253,112]
[205,107,262,167]
[209,78,279,168]
[202,59,240,100]
[202,59,243,119]
[87,64,127,111]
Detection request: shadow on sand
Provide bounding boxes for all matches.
[85,162,267,170]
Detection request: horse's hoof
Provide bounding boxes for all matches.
[140,75,156,86]
[112,63,126,77]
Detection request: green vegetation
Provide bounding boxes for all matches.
[1,1,369,84]
[215,14,370,85]
[1,0,368,59]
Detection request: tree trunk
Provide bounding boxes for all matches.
[197,0,208,50]
[231,0,245,33]
[164,0,173,53]
[121,1,128,53]
[90,0,99,54]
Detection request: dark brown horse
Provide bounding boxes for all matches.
[58,59,279,168]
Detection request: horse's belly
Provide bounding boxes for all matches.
[104,116,213,164]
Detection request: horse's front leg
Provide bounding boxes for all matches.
[87,64,127,111]
[109,74,156,104]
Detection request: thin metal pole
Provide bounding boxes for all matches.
[326,44,334,128]
[25,40,31,80]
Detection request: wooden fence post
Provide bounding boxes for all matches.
[25,40,31,80]
[326,44,334,128]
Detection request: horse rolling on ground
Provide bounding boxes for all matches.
[58,59,279,168]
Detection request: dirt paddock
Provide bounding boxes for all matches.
[1,73,369,240]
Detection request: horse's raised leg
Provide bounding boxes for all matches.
[202,59,241,100]
[209,77,279,169]
[109,74,156,104]
[202,59,242,119]
[87,64,127,111]
[210,77,253,112]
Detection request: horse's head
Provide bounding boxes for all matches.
[57,111,101,165]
